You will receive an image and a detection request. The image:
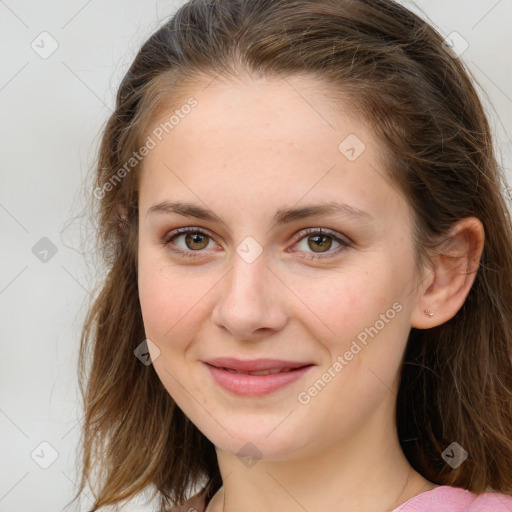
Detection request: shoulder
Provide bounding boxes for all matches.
[399,485,512,512]
[441,486,512,511]
[471,489,512,511]
[168,491,206,512]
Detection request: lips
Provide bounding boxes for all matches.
[217,367,296,376]
[204,357,313,374]
[203,359,315,396]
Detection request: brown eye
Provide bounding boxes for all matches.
[163,228,217,257]
[162,227,351,260]
[307,234,333,252]
[183,232,210,250]
[291,228,351,260]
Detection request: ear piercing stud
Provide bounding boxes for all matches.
[424,309,435,317]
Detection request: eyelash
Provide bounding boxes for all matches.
[161,227,352,260]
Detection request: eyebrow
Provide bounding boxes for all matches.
[146,200,373,226]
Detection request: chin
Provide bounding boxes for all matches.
[197,419,315,462]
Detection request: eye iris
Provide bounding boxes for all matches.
[185,232,209,250]
[176,231,339,254]
[308,234,332,252]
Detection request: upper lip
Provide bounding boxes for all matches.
[203,357,314,372]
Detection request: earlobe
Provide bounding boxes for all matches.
[411,217,485,329]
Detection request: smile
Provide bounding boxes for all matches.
[203,363,314,396]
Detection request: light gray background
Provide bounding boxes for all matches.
[1,1,511,511]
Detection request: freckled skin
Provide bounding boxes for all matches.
[137,76,436,512]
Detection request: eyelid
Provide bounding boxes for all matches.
[288,227,352,246]
[285,227,352,260]
[161,227,220,256]
[161,226,352,259]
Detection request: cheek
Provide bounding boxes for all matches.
[138,263,172,339]
[137,253,207,400]
[288,261,401,341]
[137,250,201,343]
[295,259,412,385]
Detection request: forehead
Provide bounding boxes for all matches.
[138,75,405,225]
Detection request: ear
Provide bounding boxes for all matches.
[411,217,485,329]
[114,203,129,236]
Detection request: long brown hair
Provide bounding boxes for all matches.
[73,0,512,510]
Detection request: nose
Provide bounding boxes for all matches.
[211,250,288,341]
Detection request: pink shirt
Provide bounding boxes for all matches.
[173,486,512,512]
[391,485,512,511]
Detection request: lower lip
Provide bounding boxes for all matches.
[204,363,314,396]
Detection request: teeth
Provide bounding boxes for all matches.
[224,367,294,375]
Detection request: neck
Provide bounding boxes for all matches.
[206,394,435,512]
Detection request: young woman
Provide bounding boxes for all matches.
[74,1,512,511]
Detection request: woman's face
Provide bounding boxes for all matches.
[137,75,425,460]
